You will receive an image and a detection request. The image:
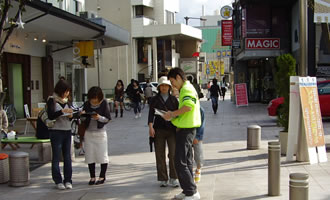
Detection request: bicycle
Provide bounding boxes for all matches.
[4,104,16,126]
[70,105,85,155]
[123,95,145,111]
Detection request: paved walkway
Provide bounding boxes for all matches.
[1,96,330,200]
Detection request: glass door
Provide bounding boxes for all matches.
[8,63,24,118]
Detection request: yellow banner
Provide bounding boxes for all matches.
[204,60,224,76]
[299,79,325,147]
[76,41,94,57]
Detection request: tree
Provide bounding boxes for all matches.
[275,54,296,131]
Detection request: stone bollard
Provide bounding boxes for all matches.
[268,141,281,196]
[289,173,309,200]
[0,153,9,183]
[9,152,30,186]
[247,125,261,150]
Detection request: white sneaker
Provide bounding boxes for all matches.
[135,114,138,119]
[65,182,72,189]
[174,192,185,200]
[169,178,179,187]
[159,180,168,187]
[138,113,142,118]
[56,183,65,190]
[183,191,200,200]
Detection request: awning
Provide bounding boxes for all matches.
[236,49,285,61]
[7,0,129,49]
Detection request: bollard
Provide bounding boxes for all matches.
[289,173,309,200]
[0,153,9,183]
[247,125,261,150]
[268,141,281,196]
[9,152,29,186]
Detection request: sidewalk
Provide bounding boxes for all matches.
[1,97,330,200]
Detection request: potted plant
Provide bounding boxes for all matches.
[275,54,296,155]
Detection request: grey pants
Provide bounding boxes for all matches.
[154,129,177,181]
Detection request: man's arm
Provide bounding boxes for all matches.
[162,105,191,121]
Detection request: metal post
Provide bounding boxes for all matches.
[268,141,281,196]
[299,0,308,76]
[290,173,309,200]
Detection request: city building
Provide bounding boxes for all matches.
[1,0,129,117]
[84,0,203,91]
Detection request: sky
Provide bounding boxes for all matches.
[176,0,234,26]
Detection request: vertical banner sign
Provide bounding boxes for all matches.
[235,83,248,107]
[221,20,233,46]
[299,77,325,148]
[73,41,95,68]
[241,8,246,38]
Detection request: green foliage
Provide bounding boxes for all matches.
[275,54,296,131]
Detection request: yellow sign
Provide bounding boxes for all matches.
[204,61,224,76]
[299,77,325,147]
[73,41,95,68]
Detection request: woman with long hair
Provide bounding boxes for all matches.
[47,80,73,190]
[82,86,111,185]
[131,80,143,118]
[114,80,124,118]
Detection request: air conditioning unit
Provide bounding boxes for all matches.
[79,11,97,19]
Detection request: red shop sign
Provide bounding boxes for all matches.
[245,38,280,49]
[221,20,233,46]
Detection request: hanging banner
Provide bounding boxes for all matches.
[235,83,248,107]
[73,41,95,68]
[221,20,233,46]
[314,0,330,23]
[299,77,325,148]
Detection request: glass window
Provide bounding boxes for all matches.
[318,82,330,95]
[135,6,144,17]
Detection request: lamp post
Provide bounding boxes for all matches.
[299,0,308,76]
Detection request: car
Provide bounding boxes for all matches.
[139,82,158,95]
[267,80,330,117]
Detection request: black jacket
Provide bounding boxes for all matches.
[148,94,178,130]
[210,84,221,98]
[83,100,111,129]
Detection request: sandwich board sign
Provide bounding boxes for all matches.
[235,83,248,107]
[286,76,327,164]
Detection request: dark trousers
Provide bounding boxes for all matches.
[50,130,72,184]
[132,101,141,114]
[175,128,197,196]
[154,129,177,181]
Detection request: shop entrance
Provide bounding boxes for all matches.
[248,67,262,102]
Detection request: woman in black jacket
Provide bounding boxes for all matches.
[148,76,179,188]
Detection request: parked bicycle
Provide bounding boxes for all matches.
[4,104,16,126]
[70,105,85,155]
[123,94,145,111]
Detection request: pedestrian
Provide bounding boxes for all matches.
[148,76,179,188]
[114,80,124,118]
[221,77,227,101]
[187,76,202,99]
[209,78,221,114]
[144,83,153,104]
[163,68,201,200]
[131,80,143,118]
[82,86,111,185]
[126,79,135,99]
[47,79,73,190]
[193,107,205,183]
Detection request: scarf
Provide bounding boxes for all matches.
[53,93,68,104]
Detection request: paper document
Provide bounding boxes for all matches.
[154,108,166,116]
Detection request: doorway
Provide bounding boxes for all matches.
[248,67,262,102]
[8,63,24,118]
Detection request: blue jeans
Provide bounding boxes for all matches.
[50,130,72,184]
[132,101,141,114]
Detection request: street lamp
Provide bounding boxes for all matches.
[184,16,207,25]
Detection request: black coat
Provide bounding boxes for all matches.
[148,94,178,130]
[83,100,111,129]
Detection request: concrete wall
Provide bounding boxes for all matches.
[176,40,199,58]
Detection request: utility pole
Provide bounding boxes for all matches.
[184,16,207,25]
[299,0,308,76]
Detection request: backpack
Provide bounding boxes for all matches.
[36,97,56,139]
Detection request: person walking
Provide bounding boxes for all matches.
[82,86,111,185]
[163,68,201,200]
[144,83,153,104]
[148,76,179,188]
[131,80,143,118]
[193,107,205,183]
[209,78,221,114]
[220,77,227,101]
[114,80,124,118]
[47,80,73,190]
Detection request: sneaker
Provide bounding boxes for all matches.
[169,178,179,187]
[183,191,200,200]
[135,114,138,119]
[56,183,66,190]
[138,113,142,118]
[174,192,185,200]
[159,180,168,187]
[64,182,72,189]
[194,169,201,183]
